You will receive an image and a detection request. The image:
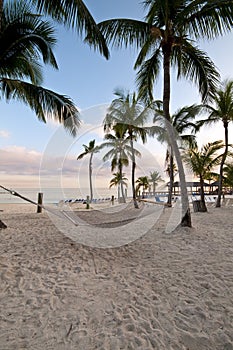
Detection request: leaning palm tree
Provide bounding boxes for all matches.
[104,89,152,208]
[183,140,224,212]
[148,171,164,196]
[198,80,233,207]
[152,102,200,205]
[77,140,99,202]
[0,1,80,135]
[97,0,233,226]
[109,172,128,201]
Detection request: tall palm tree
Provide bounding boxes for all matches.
[136,176,149,197]
[104,89,152,208]
[97,0,233,226]
[101,127,140,203]
[109,172,128,201]
[0,0,109,59]
[152,102,200,205]
[198,80,233,207]
[0,0,80,135]
[77,140,99,202]
[148,171,164,195]
[183,140,224,212]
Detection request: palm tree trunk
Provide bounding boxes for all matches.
[216,123,228,207]
[89,153,93,202]
[167,147,174,206]
[163,46,191,227]
[119,162,126,203]
[200,176,207,212]
[120,180,126,202]
[117,184,120,200]
[130,138,139,208]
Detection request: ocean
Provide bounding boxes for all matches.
[0,187,118,204]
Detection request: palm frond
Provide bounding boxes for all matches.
[1,78,80,136]
[32,0,109,58]
[183,0,233,40]
[2,1,58,69]
[98,18,149,49]
[172,41,220,102]
[136,50,162,103]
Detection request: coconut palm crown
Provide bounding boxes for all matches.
[109,172,128,201]
[0,0,80,135]
[148,171,164,195]
[0,0,109,59]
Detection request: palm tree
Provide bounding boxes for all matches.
[152,102,200,206]
[148,171,164,196]
[223,163,233,192]
[97,0,233,226]
[198,80,233,207]
[0,1,81,229]
[0,0,109,59]
[101,127,140,203]
[136,176,149,197]
[183,140,224,212]
[109,172,128,201]
[0,1,80,135]
[104,89,152,208]
[77,140,99,202]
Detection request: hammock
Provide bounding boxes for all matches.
[0,185,78,225]
[0,185,165,247]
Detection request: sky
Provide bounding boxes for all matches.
[1,0,233,191]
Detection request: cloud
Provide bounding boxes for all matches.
[0,146,42,175]
[76,122,105,140]
[0,130,10,138]
[0,134,170,189]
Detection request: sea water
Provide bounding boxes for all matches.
[0,187,117,204]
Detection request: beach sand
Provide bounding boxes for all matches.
[0,202,233,349]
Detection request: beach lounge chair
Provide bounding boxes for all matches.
[155,196,164,203]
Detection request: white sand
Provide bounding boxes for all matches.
[0,203,233,349]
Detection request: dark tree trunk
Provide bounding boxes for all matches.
[119,161,126,203]
[200,177,207,212]
[167,148,174,207]
[216,122,228,207]
[162,44,191,227]
[0,219,7,229]
[89,153,93,202]
[130,137,139,209]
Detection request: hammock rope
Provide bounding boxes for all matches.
[0,185,164,228]
[0,185,78,225]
